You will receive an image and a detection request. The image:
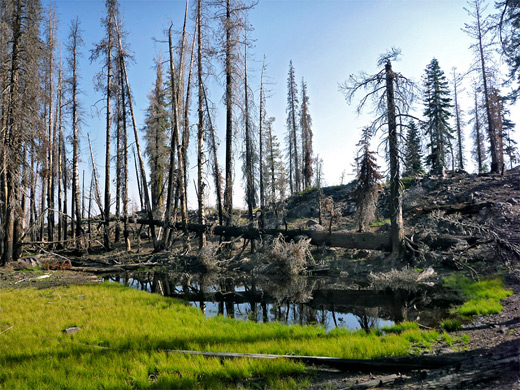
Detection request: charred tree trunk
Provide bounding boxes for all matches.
[385,60,404,256]
[70,18,82,247]
[224,0,234,226]
[196,0,206,248]
[103,15,113,251]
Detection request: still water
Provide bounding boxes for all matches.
[107,269,449,332]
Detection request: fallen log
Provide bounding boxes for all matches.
[410,201,493,216]
[164,350,461,372]
[135,220,392,251]
[70,262,159,273]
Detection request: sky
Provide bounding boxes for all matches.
[44,0,520,211]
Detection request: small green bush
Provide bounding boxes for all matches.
[441,319,462,332]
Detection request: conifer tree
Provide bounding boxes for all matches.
[354,127,383,232]
[91,0,118,250]
[143,55,169,211]
[452,67,465,170]
[241,36,257,227]
[342,49,415,256]
[286,60,300,194]
[465,0,502,173]
[469,83,487,173]
[501,97,519,169]
[1,0,43,263]
[496,0,520,101]
[66,17,84,247]
[422,58,453,171]
[300,77,313,190]
[403,120,423,177]
[263,117,285,205]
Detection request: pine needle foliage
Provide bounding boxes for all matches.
[422,58,454,171]
[403,120,424,177]
[355,127,383,232]
[143,56,170,210]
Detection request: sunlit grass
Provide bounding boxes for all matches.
[1,283,441,389]
[444,275,513,316]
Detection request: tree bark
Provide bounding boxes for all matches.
[385,60,404,256]
[137,220,392,251]
[196,0,206,248]
[103,12,113,251]
[70,18,82,247]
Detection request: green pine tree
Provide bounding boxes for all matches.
[143,55,170,211]
[355,127,383,232]
[403,120,424,177]
[422,58,454,171]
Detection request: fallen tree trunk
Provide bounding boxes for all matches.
[70,262,159,273]
[136,220,392,251]
[410,201,493,216]
[164,349,461,372]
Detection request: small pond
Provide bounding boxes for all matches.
[105,269,451,332]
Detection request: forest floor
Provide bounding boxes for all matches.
[1,169,520,388]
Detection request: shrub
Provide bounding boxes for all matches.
[260,235,314,275]
[441,319,462,332]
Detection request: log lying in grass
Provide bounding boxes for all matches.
[137,220,392,251]
[165,350,461,372]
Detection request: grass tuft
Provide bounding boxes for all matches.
[441,319,462,332]
[443,275,512,316]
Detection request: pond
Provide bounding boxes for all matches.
[105,269,451,332]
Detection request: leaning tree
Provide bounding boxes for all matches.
[341,49,417,256]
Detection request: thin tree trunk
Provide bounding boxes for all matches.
[103,14,113,251]
[475,5,498,173]
[243,40,255,252]
[115,20,157,248]
[133,147,144,211]
[224,0,234,226]
[119,52,130,251]
[385,60,404,256]
[258,58,266,229]
[56,63,64,247]
[202,84,223,226]
[88,134,104,215]
[452,68,464,170]
[182,17,197,211]
[71,18,82,247]
[162,23,188,248]
[196,0,206,248]
[46,12,56,247]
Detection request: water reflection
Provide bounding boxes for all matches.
[106,270,449,332]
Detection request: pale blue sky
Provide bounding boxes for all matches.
[45,0,518,210]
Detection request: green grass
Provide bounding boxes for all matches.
[369,218,390,227]
[382,321,419,334]
[443,275,513,316]
[441,319,462,332]
[0,283,443,389]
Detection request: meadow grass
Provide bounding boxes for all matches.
[443,275,513,316]
[1,283,441,389]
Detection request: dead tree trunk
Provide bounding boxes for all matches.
[385,60,404,256]
[114,19,157,249]
[196,0,206,248]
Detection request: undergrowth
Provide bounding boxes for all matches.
[0,283,443,389]
[443,275,513,316]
